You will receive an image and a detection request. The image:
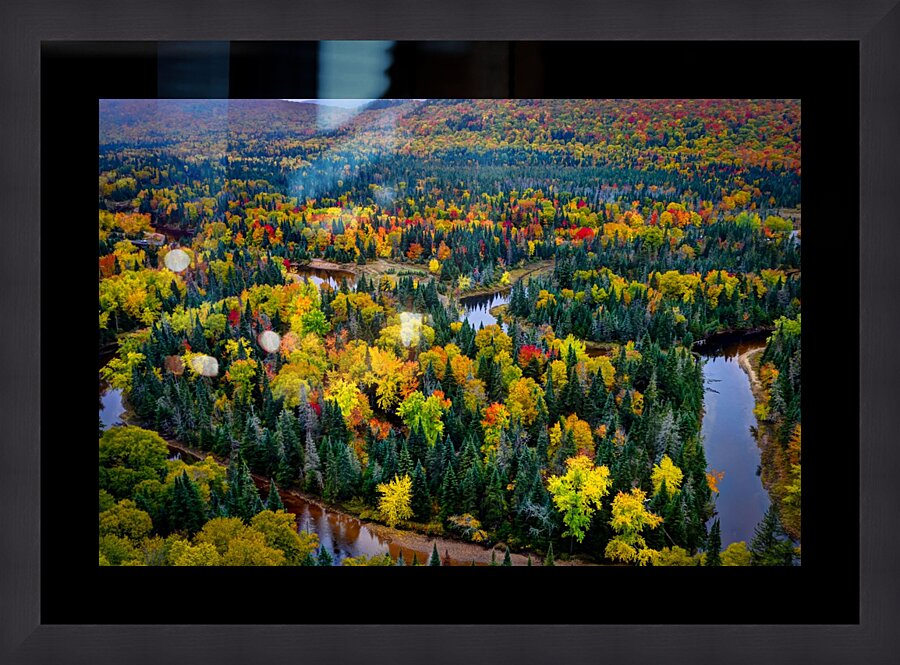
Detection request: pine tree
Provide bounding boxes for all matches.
[750,507,794,566]
[411,461,432,522]
[544,542,555,566]
[439,463,460,520]
[407,423,428,467]
[266,478,284,512]
[396,549,405,566]
[460,465,480,515]
[502,546,512,566]
[482,463,507,528]
[429,543,441,566]
[317,545,334,566]
[225,447,264,521]
[490,550,498,566]
[527,555,533,566]
[705,518,722,566]
[398,441,414,479]
[167,471,207,536]
[303,432,323,493]
[411,552,420,566]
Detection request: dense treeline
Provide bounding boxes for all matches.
[752,315,802,539]
[98,99,800,566]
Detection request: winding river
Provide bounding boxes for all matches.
[99,269,771,561]
[696,332,771,546]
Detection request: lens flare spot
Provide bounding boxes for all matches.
[258,330,281,354]
[190,355,219,377]
[164,248,191,273]
[399,311,424,347]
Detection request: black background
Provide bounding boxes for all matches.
[41,41,858,624]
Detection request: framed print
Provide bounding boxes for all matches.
[1,1,898,664]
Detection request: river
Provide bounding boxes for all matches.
[696,331,771,546]
[458,290,510,330]
[98,266,771,561]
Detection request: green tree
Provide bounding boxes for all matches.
[99,426,169,499]
[429,542,441,566]
[750,507,794,566]
[266,478,284,512]
[167,471,208,536]
[317,545,335,566]
[411,462,432,521]
[250,510,319,565]
[98,499,153,541]
[705,519,722,566]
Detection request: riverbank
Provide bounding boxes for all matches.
[458,259,554,300]
[159,429,588,565]
[735,345,801,543]
[738,347,764,398]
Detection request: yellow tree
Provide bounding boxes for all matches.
[377,475,414,527]
[650,455,684,497]
[605,488,663,565]
[546,455,612,543]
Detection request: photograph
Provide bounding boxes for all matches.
[97,97,802,568]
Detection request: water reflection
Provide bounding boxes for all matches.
[459,291,510,330]
[698,335,771,546]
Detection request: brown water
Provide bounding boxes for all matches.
[292,267,357,290]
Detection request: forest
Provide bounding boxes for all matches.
[98,99,801,566]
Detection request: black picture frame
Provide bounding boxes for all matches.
[2,1,897,663]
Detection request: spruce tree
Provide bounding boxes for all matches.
[750,507,794,566]
[411,552,420,566]
[266,478,284,512]
[502,546,512,566]
[317,545,334,567]
[429,543,441,566]
[439,464,460,520]
[705,518,722,566]
[411,461,432,522]
[544,542,555,566]
[167,471,207,536]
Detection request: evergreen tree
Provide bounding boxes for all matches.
[502,546,512,566]
[482,463,507,528]
[224,447,264,521]
[705,518,722,566]
[167,471,207,536]
[317,545,334,567]
[750,507,794,566]
[490,550,498,566]
[544,542,555,566]
[411,461,432,522]
[266,478,284,512]
[460,465,480,515]
[429,543,441,566]
[411,552,420,566]
[439,463,460,520]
